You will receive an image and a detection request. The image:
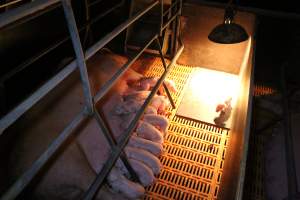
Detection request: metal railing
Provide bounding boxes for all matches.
[0,0,183,199]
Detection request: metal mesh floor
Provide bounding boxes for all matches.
[143,59,230,200]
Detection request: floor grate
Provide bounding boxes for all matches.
[143,59,230,200]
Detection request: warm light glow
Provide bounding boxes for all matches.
[177,67,240,128]
[189,68,239,108]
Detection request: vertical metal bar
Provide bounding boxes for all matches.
[62,0,94,114]
[160,0,163,36]
[155,38,176,109]
[1,111,87,200]
[93,110,140,182]
[280,64,299,199]
[155,37,167,70]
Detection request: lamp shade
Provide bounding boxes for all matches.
[208,22,249,44]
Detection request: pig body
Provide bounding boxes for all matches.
[7,53,170,199]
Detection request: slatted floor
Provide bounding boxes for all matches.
[143,59,230,200]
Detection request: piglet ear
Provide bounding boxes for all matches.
[216,104,224,112]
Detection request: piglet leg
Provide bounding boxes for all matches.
[136,121,164,144]
[128,135,164,156]
[125,146,162,175]
[143,114,169,136]
[107,167,145,199]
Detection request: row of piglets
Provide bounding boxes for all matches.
[103,77,177,199]
[8,53,177,200]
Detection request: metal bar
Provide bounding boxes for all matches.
[0,0,122,83]
[62,0,94,114]
[155,37,167,70]
[85,0,159,60]
[93,110,140,182]
[0,38,68,83]
[155,38,176,108]
[0,0,60,29]
[160,0,163,36]
[1,110,87,200]
[162,0,179,17]
[88,0,124,28]
[162,10,180,31]
[280,64,299,198]
[88,0,104,8]
[0,0,159,134]
[82,44,184,200]
[0,0,23,9]
[0,61,77,134]
[94,35,157,102]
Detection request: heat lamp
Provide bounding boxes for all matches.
[208,1,249,44]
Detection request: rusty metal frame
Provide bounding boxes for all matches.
[0,0,183,199]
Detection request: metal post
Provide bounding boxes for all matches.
[62,0,94,114]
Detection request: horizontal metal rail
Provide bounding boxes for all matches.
[0,0,60,29]
[83,44,184,200]
[0,0,159,133]
[1,109,87,200]
[85,0,159,60]
[0,0,23,9]
[0,61,77,134]
[94,35,157,102]
[0,0,123,84]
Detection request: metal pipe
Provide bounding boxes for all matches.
[82,44,184,200]
[88,0,104,8]
[1,110,87,200]
[0,0,60,29]
[162,10,180,31]
[155,38,176,108]
[0,0,23,9]
[0,0,159,134]
[62,0,94,114]
[93,110,140,182]
[0,38,68,83]
[0,60,77,134]
[85,0,159,60]
[0,0,122,84]
[94,35,157,102]
[163,0,180,17]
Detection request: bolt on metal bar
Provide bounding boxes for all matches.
[0,0,60,29]
[85,0,159,60]
[93,110,140,182]
[62,0,94,114]
[94,35,157,103]
[1,110,87,200]
[82,44,184,200]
